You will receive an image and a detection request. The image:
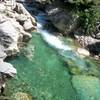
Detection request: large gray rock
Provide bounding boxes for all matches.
[75,35,100,55]
[45,5,79,35]
[0,61,17,77]
[0,14,32,56]
[23,19,35,31]
[0,19,20,56]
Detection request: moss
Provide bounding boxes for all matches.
[72,75,100,100]
[78,5,100,35]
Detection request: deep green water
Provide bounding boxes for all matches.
[7,32,78,100]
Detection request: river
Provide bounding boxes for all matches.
[6,2,100,100]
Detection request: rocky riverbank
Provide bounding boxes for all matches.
[32,0,100,59]
[0,0,36,94]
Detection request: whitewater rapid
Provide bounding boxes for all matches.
[36,22,72,51]
[36,21,87,70]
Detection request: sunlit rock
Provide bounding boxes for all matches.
[14,92,32,100]
[0,61,17,77]
[0,20,20,56]
[23,19,35,31]
[0,45,7,60]
[76,47,90,57]
[0,3,6,12]
[16,14,28,25]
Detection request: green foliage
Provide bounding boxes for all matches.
[78,5,100,35]
[63,0,100,35]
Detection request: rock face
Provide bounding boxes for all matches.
[0,45,6,61]
[0,45,17,93]
[0,0,36,92]
[45,5,79,35]
[72,75,100,100]
[0,1,36,56]
[0,19,20,56]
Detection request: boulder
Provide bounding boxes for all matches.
[0,3,6,12]
[9,18,32,41]
[0,19,20,56]
[72,75,100,100]
[76,47,90,57]
[15,3,36,24]
[45,5,79,35]
[16,14,28,25]
[23,19,35,31]
[14,92,32,100]
[0,61,17,77]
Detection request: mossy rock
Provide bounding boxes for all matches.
[14,92,32,100]
[72,75,100,100]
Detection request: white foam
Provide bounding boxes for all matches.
[37,28,72,51]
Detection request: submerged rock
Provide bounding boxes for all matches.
[72,75,100,100]
[14,92,32,100]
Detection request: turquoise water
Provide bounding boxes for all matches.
[7,32,78,100]
[5,6,100,100]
